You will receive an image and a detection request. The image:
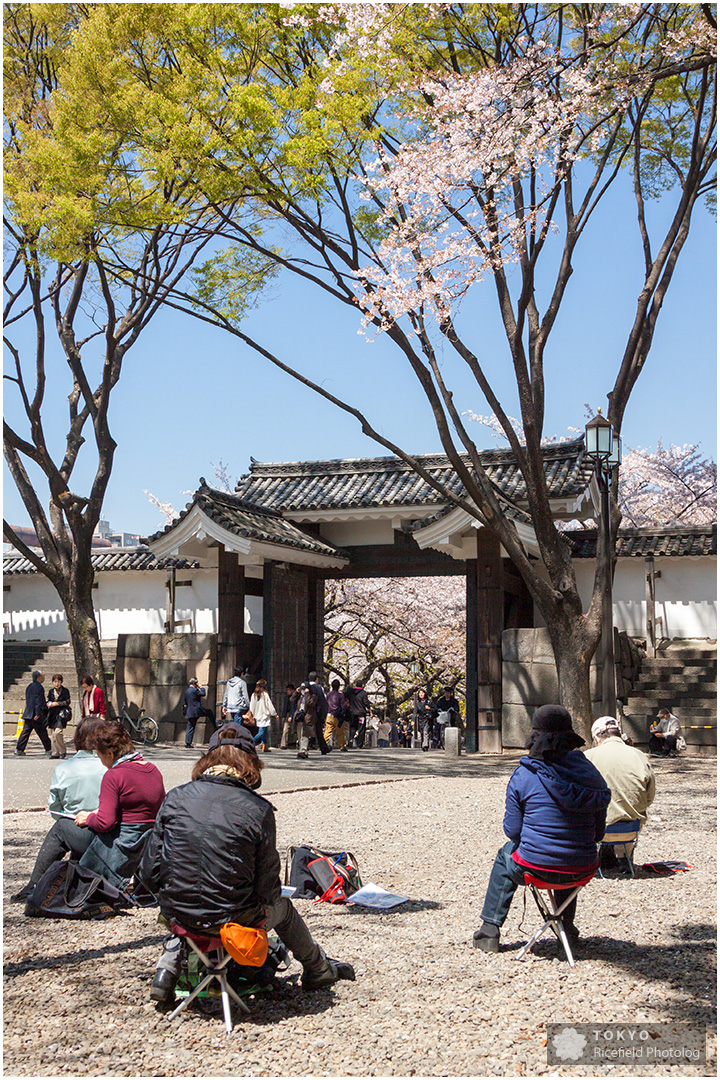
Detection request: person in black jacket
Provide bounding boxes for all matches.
[413,689,436,752]
[307,671,331,755]
[46,673,72,758]
[15,670,51,756]
[433,687,460,748]
[140,723,355,1003]
[183,677,217,749]
[345,681,372,748]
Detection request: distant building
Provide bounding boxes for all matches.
[4,518,139,557]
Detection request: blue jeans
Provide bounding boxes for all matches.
[254,728,270,748]
[480,842,584,927]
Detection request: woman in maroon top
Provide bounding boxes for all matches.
[75,721,165,891]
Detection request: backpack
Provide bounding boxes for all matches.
[24,860,133,920]
[284,845,362,901]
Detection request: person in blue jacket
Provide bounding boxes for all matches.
[474,704,610,953]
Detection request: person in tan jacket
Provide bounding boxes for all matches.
[585,716,656,869]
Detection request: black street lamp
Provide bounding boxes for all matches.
[585,410,622,715]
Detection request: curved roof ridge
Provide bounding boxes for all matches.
[244,437,586,479]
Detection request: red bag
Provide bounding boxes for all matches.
[307,855,361,904]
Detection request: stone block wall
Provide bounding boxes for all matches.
[113,633,217,743]
[501,628,642,748]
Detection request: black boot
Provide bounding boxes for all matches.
[150,936,182,1002]
[302,957,356,990]
[150,968,179,1003]
[473,922,500,952]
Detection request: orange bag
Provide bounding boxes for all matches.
[219,923,269,967]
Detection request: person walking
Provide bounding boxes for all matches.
[248,678,278,753]
[222,666,250,725]
[15,670,51,757]
[413,689,436,752]
[324,679,347,751]
[183,677,216,749]
[308,671,331,755]
[46,673,72,759]
[433,686,460,747]
[279,684,300,749]
[377,718,392,747]
[81,675,107,719]
[345,680,372,748]
[296,685,319,760]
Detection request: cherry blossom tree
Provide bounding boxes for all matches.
[325,576,465,720]
[470,412,717,527]
[618,443,717,527]
[35,4,715,736]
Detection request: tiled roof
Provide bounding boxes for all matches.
[146,483,347,559]
[4,548,199,576]
[234,439,592,513]
[566,524,717,559]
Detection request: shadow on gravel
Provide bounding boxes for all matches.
[152,975,338,1027]
[3,931,164,978]
[502,926,715,1024]
[672,922,716,941]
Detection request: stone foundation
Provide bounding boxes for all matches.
[501,628,643,748]
[113,633,217,743]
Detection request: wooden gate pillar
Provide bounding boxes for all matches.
[307,571,325,677]
[263,563,313,707]
[467,532,504,753]
[217,545,246,705]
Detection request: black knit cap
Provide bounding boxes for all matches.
[526,704,584,759]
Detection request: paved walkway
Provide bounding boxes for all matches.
[3,739,520,811]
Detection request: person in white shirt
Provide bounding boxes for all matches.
[377,719,392,747]
[248,678,278,753]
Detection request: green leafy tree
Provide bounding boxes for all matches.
[3,4,275,687]
[8,4,715,737]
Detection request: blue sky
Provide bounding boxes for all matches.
[3,178,716,538]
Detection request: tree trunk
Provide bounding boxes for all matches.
[56,575,107,701]
[546,617,596,744]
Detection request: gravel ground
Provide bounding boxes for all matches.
[3,756,716,1078]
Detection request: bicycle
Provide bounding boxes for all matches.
[118,701,159,745]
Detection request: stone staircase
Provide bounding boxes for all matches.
[3,640,115,736]
[622,642,717,753]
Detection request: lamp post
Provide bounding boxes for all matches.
[585,410,622,716]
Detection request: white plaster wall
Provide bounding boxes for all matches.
[4,568,262,640]
[570,556,717,639]
[318,519,396,547]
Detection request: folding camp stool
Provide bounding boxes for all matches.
[516,870,595,968]
[167,923,250,1034]
[598,819,641,878]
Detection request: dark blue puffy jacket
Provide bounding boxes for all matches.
[504,752,610,868]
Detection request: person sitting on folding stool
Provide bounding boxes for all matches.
[473,705,610,953]
[139,723,356,1003]
[585,716,656,871]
